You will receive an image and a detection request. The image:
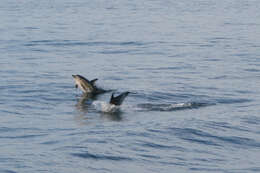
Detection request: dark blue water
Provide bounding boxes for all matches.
[1,0,260,172]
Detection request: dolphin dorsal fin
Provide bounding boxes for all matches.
[90,78,98,85]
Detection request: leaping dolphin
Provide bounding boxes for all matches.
[72,74,106,94]
[109,92,130,106]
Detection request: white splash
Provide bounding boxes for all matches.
[172,103,192,107]
[92,101,120,113]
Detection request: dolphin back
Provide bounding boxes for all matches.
[77,75,91,83]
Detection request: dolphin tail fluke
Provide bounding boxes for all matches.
[109,92,130,106]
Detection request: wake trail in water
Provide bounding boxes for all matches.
[79,91,217,114]
[91,101,211,113]
[134,102,210,112]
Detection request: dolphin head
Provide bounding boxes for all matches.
[72,74,95,93]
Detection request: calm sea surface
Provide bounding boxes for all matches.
[1,0,260,172]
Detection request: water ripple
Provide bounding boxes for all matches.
[137,140,186,151]
[0,134,47,139]
[172,128,260,148]
[241,115,260,125]
[24,40,150,47]
[215,98,252,104]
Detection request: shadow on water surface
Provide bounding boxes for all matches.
[75,93,95,113]
[100,111,123,121]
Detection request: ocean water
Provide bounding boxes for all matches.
[1,0,260,172]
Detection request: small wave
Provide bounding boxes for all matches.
[71,152,132,161]
[0,170,18,173]
[40,140,60,145]
[0,134,47,139]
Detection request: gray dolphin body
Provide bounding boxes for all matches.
[72,75,106,94]
[109,92,130,106]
